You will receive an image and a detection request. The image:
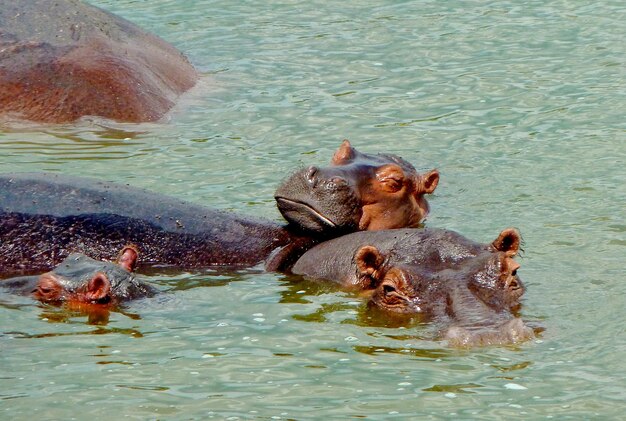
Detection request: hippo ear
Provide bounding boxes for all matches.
[117,245,139,272]
[331,139,355,165]
[355,245,385,283]
[492,228,521,257]
[86,273,112,303]
[418,169,439,194]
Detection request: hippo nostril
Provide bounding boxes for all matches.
[306,166,318,185]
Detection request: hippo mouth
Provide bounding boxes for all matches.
[275,197,337,232]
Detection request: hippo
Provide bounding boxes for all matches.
[292,227,534,347]
[276,141,438,232]
[1,246,156,306]
[0,141,439,276]
[0,0,197,123]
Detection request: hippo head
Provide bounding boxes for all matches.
[350,228,525,315]
[274,140,439,234]
[32,246,146,305]
[353,245,443,315]
[468,228,525,310]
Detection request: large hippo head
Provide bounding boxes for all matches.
[352,229,524,314]
[275,140,439,234]
[29,246,155,306]
[292,227,533,346]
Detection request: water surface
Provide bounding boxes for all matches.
[1,0,625,419]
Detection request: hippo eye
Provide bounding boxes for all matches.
[93,296,111,305]
[379,177,403,193]
[383,284,397,295]
[376,165,405,192]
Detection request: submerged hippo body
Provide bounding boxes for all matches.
[0,0,197,123]
[1,246,155,306]
[0,142,439,276]
[293,227,534,346]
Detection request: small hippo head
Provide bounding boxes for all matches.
[32,246,150,305]
[350,228,525,315]
[353,245,443,315]
[275,140,439,234]
[469,228,524,310]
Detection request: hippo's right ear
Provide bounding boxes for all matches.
[491,228,521,257]
[117,245,139,272]
[331,139,355,165]
[355,245,385,286]
[418,169,440,194]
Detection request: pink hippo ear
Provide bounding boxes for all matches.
[492,228,521,257]
[417,169,439,195]
[331,139,356,165]
[354,245,385,287]
[85,273,112,303]
[117,245,139,272]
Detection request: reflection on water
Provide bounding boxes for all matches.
[6,326,144,339]
[354,345,452,360]
[423,383,483,394]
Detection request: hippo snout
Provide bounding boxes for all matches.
[443,318,535,348]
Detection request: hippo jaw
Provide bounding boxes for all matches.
[275,168,361,234]
[274,197,338,232]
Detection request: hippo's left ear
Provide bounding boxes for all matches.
[117,245,139,272]
[417,169,439,194]
[85,273,112,303]
[491,228,521,257]
[355,245,385,286]
[331,139,356,165]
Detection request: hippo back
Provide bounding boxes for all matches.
[292,228,489,284]
[0,0,197,123]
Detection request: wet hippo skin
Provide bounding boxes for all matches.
[1,246,156,306]
[292,227,535,347]
[0,141,439,276]
[0,0,197,123]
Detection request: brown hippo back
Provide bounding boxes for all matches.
[0,0,197,123]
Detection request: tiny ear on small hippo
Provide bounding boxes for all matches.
[355,245,385,279]
[117,245,139,272]
[492,228,521,257]
[419,169,440,194]
[86,272,112,302]
[331,139,355,165]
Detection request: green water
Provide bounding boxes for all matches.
[1,0,625,419]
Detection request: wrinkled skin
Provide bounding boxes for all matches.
[0,142,438,276]
[276,140,439,233]
[0,0,197,123]
[1,246,156,306]
[292,227,533,347]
